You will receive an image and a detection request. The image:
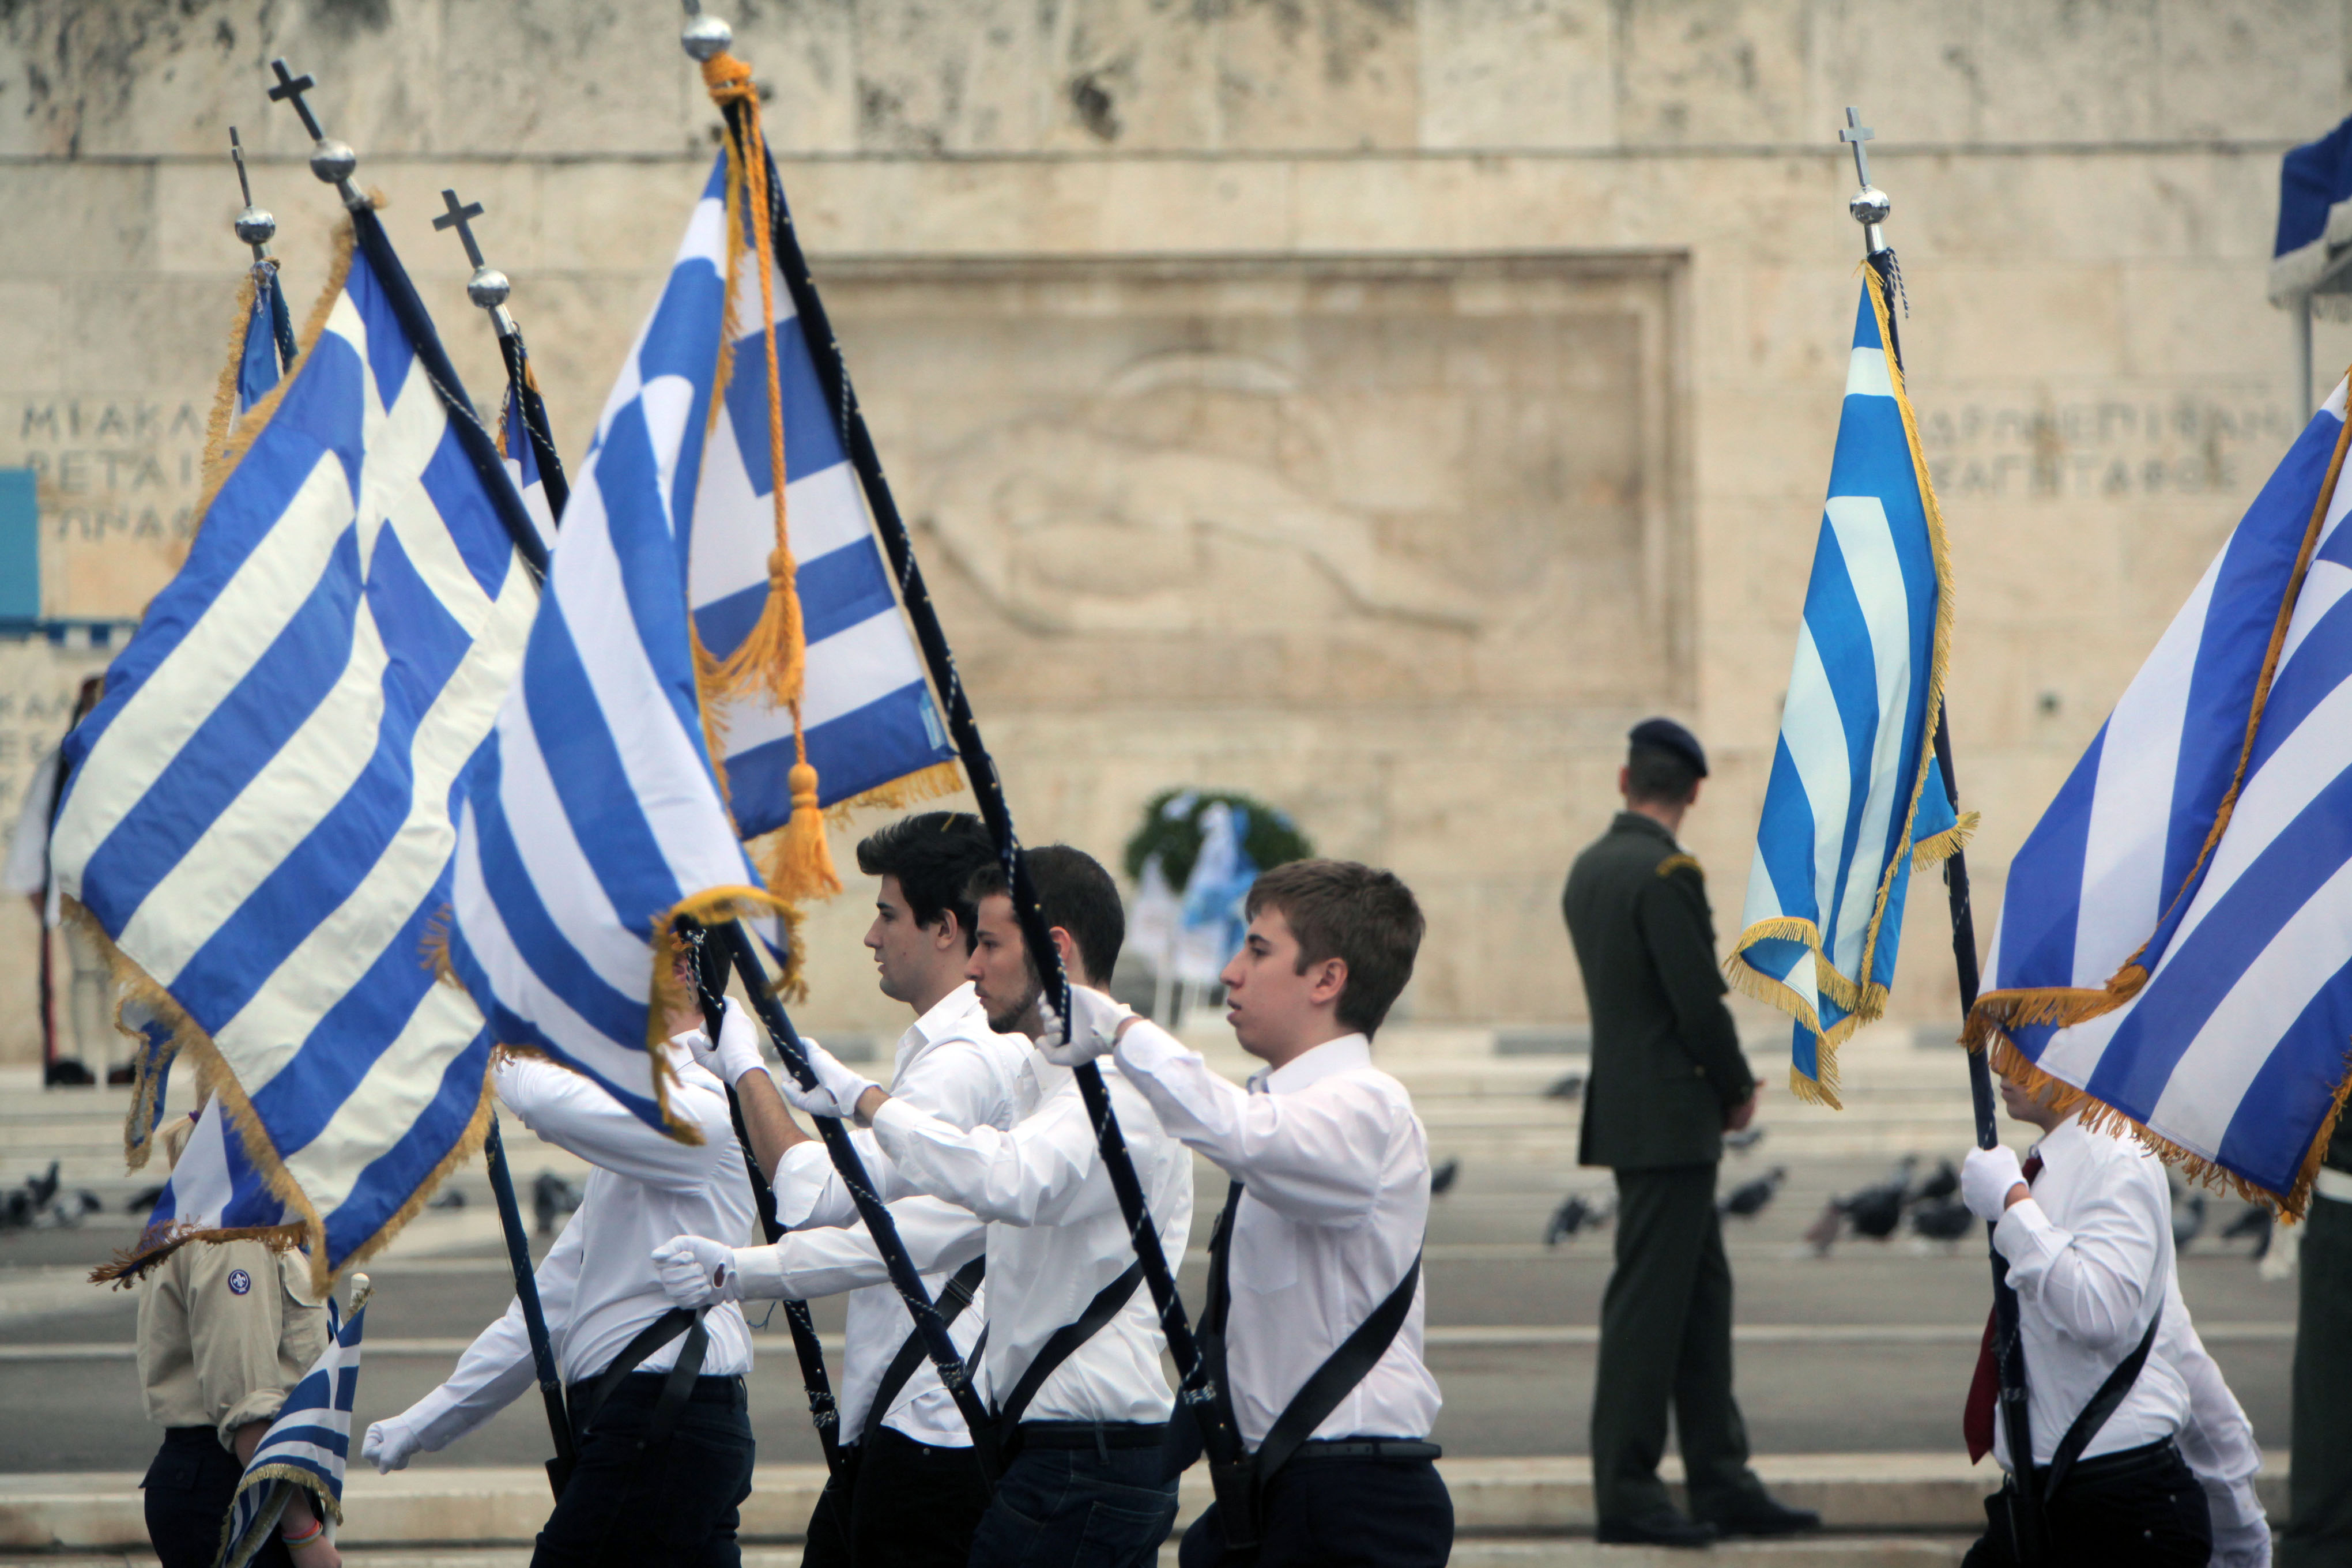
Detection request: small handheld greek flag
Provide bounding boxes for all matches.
[1727,269,1967,1105]
[235,261,296,417]
[217,1277,370,1568]
[1969,378,2352,1211]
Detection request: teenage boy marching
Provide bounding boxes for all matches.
[1049,857,1450,1568]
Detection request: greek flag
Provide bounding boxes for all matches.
[1968,379,2352,1210]
[141,1102,289,1251]
[444,156,791,1138]
[675,150,957,835]
[52,223,537,1286]
[218,1281,370,1568]
[236,261,296,417]
[1727,272,1964,1105]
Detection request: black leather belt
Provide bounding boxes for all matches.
[567,1371,747,1411]
[1016,1420,1169,1450]
[1287,1437,1441,1462]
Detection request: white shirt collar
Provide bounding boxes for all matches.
[903,981,985,1047]
[1251,1033,1373,1095]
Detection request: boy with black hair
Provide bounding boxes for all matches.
[653,810,1027,1568]
[674,844,1193,1568]
[1046,857,1450,1568]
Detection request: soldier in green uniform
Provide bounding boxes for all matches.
[1562,719,1818,1549]
[2283,1117,2352,1566]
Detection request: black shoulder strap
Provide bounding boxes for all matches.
[574,1305,708,1438]
[862,1255,987,1444]
[2040,1299,2163,1501]
[1250,1249,1423,1488]
[992,1260,1144,1434]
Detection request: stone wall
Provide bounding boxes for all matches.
[2,0,2348,1054]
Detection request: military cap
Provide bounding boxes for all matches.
[1627,717,1708,778]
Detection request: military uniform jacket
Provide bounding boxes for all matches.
[1564,812,1756,1170]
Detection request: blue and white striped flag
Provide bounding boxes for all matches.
[444,155,792,1139]
[1728,271,1966,1106]
[236,261,295,417]
[142,1102,290,1251]
[53,223,537,1286]
[675,149,958,847]
[499,379,558,552]
[218,1279,370,1568]
[1968,379,2352,1210]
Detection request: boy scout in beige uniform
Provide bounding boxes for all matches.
[135,1115,338,1568]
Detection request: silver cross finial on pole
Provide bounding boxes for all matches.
[680,0,733,61]
[228,127,277,264]
[268,58,364,212]
[434,188,518,339]
[1843,105,1890,256]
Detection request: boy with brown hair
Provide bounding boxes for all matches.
[1047,857,1450,1568]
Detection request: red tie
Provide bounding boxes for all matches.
[1963,1155,2043,1461]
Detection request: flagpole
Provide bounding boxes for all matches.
[704,35,1248,1492]
[1842,107,2041,1523]
[228,129,297,372]
[265,57,570,1489]
[431,187,572,523]
[679,919,846,1477]
[706,915,1000,1478]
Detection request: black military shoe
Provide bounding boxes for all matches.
[1596,1507,1717,1547]
[1698,1492,1822,1537]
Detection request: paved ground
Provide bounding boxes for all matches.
[0,1023,2298,1481]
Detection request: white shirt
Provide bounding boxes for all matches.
[775,983,1023,1448]
[395,1047,757,1454]
[1114,1025,1441,1445]
[775,1050,1193,1427]
[1991,1118,2193,1469]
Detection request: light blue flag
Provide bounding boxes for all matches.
[54,223,537,1288]
[1727,269,1965,1106]
[217,1279,370,1568]
[1969,375,2352,1209]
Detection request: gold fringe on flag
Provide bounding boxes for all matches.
[695,50,838,903]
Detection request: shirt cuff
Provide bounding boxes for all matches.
[1992,1197,2056,1278]
[772,1141,845,1230]
[1112,1018,1190,1077]
[216,1391,285,1449]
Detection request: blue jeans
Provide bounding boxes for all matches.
[966,1437,1178,1568]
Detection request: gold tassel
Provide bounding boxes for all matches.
[765,762,843,902]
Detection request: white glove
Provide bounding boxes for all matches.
[692,998,767,1085]
[775,1036,879,1121]
[361,1415,421,1474]
[652,1234,742,1306]
[1962,1145,2027,1223]
[1039,986,1136,1066]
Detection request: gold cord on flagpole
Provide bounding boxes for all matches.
[699,50,840,902]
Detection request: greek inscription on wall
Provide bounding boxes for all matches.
[1917,393,2300,502]
[4,397,209,620]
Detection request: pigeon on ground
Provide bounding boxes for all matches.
[1724,1125,1767,1154]
[1429,1158,1460,1196]
[25,1160,59,1212]
[126,1184,165,1213]
[1912,1160,1959,1204]
[533,1170,582,1237]
[1909,1196,1974,1241]
[1543,1072,1585,1100]
[1801,1198,1844,1257]
[1837,1156,1917,1241]
[1719,1167,1786,1219]
[428,1187,468,1211]
[1543,1191,1613,1246]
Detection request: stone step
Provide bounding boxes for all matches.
[0,1454,2290,1552]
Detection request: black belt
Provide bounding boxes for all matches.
[1016,1420,1170,1450]
[1286,1437,1441,1463]
[567,1371,746,1411]
[2031,1437,2181,1491]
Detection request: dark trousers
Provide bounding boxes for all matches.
[1591,1163,1765,1521]
[1962,1439,2211,1568]
[531,1373,755,1568]
[2285,1190,2352,1566]
[801,1427,994,1568]
[1177,1452,1453,1568]
[142,1427,292,1568]
[966,1428,1178,1568]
